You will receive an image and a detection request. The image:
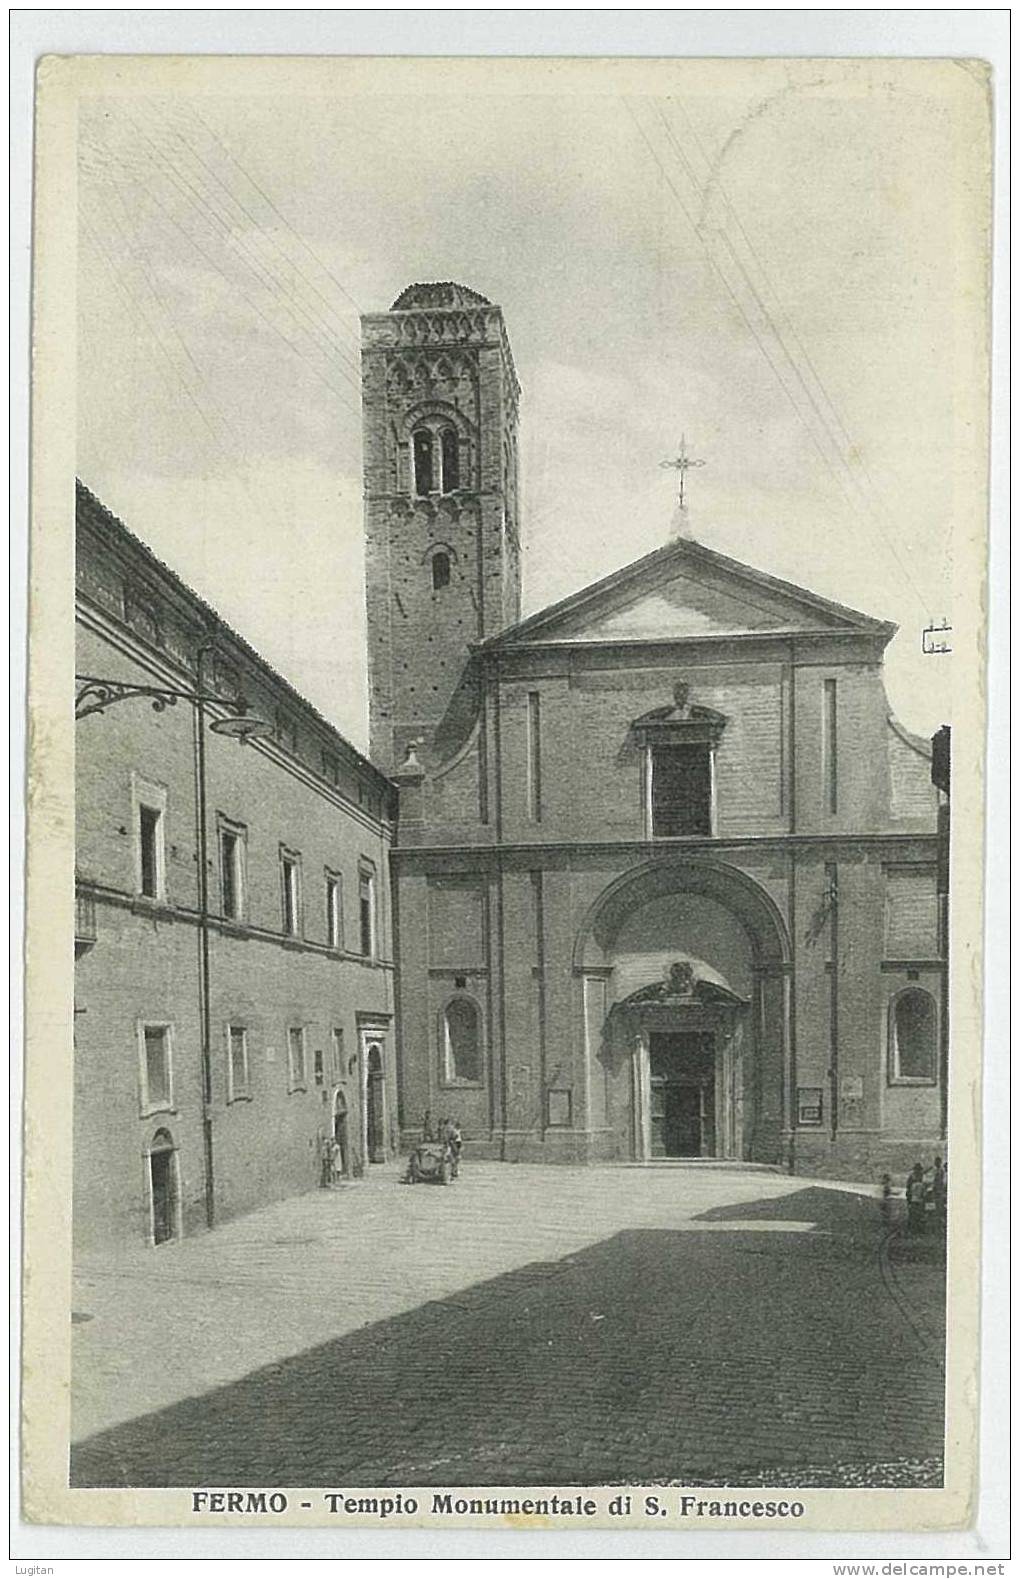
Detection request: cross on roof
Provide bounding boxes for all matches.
[659,435,705,512]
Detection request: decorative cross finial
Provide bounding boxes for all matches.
[659,434,705,512]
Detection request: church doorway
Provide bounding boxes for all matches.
[574,857,792,1165]
[649,1031,716,1157]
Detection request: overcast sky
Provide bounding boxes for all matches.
[77,58,987,746]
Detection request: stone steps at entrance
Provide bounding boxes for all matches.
[615,1159,784,1171]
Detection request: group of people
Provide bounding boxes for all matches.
[889,1156,948,1237]
[421,1111,463,1159]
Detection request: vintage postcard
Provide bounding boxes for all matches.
[24,52,992,1540]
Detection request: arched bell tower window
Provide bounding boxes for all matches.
[432,552,451,591]
[440,428,460,493]
[410,419,463,497]
[412,429,434,497]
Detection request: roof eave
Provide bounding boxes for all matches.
[478,534,895,651]
[475,625,897,656]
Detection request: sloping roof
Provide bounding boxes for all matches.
[75,479,393,793]
[887,713,933,759]
[390,282,492,312]
[479,534,896,651]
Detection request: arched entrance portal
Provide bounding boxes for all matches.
[616,959,750,1161]
[574,859,791,1164]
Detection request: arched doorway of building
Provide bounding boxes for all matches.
[332,1086,350,1177]
[146,1128,179,1246]
[365,1042,386,1163]
[574,858,791,1165]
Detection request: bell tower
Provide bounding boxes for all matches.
[361,282,522,772]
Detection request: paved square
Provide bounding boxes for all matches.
[71,1164,945,1487]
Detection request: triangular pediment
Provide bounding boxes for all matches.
[551,574,817,641]
[483,537,892,650]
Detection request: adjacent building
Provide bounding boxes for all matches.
[74,482,398,1251]
[362,282,945,1181]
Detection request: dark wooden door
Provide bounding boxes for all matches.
[666,1085,703,1156]
[150,1148,174,1244]
[366,1044,386,1163]
[649,1031,716,1158]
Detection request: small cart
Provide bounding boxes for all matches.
[404,1139,459,1185]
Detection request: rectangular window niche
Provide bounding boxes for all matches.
[822,678,838,815]
[526,691,542,822]
[546,1088,572,1128]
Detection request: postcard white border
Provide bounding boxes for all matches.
[11,7,1010,1564]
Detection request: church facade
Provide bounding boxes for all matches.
[362,282,945,1182]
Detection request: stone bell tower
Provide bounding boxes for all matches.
[361,282,522,773]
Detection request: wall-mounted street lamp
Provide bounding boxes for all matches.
[75,652,273,1231]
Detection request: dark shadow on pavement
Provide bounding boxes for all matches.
[693,1186,948,1265]
[692,1185,883,1232]
[71,1225,945,1490]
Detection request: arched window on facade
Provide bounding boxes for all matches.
[440,428,460,493]
[889,988,937,1082]
[432,551,451,591]
[441,997,482,1085]
[412,429,434,496]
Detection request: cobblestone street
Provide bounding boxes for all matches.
[71,1164,945,1488]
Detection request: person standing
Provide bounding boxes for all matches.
[931,1155,948,1239]
[880,1173,894,1228]
[906,1161,927,1236]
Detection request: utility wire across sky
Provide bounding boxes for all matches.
[625,96,944,628]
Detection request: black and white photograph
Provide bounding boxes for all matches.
[20,41,998,1545]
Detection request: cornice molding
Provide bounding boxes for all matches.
[76,879,396,969]
[76,600,395,840]
[391,832,940,863]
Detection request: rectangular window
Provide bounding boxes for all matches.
[227,1025,250,1101]
[526,691,542,822]
[139,805,162,897]
[274,709,299,755]
[140,1023,173,1113]
[314,1049,324,1087]
[359,866,376,958]
[326,871,344,950]
[219,821,247,921]
[884,867,939,958]
[650,744,712,837]
[822,678,838,814]
[280,848,301,937]
[124,587,161,647]
[331,1027,345,1082]
[212,656,242,703]
[287,1026,307,1092]
[133,776,168,900]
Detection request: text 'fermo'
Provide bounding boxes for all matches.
[191,1491,807,1521]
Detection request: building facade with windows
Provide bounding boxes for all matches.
[362,283,945,1181]
[74,482,398,1251]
